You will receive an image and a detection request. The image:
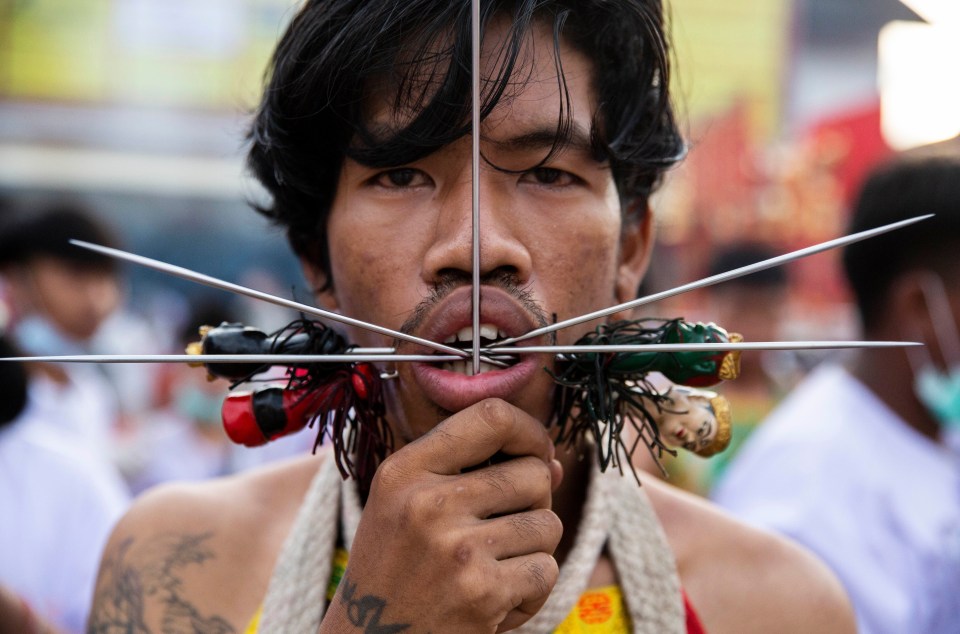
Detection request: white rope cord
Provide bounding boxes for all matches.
[513,462,611,632]
[515,466,684,634]
[607,473,685,633]
[258,455,684,633]
[257,456,341,633]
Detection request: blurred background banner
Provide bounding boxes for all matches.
[0,0,950,342]
[0,0,287,107]
[0,0,952,385]
[0,0,947,380]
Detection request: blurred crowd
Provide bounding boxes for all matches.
[0,200,314,632]
[1,136,959,633]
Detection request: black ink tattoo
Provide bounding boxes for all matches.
[339,576,410,633]
[87,532,236,634]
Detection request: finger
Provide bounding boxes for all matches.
[494,552,560,632]
[478,508,563,561]
[456,456,554,517]
[409,398,555,475]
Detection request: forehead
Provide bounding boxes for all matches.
[360,16,599,158]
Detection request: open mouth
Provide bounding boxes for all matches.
[438,323,519,376]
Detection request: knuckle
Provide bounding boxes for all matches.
[372,453,411,493]
[507,509,560,544]
[458,575,497,614]
[429,424,462,452]
[524,554,559,595]
[477,463,512,495]
[401,485,446,525]
[448,536,474,565]
[475,398,515,437]
[542,510,563,546]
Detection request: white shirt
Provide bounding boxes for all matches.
[0,400,130,633]
[712,363,960,634]
[28,368,119,462]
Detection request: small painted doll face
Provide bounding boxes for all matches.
[659,387,719,453]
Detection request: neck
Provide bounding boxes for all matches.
[849,348,941,442]
[551,441,594,565]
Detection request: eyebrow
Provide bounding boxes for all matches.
[482,122,596,159]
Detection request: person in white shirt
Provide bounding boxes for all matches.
[713,136,960,634]
[0,335,130,634]
[0,204,124,461]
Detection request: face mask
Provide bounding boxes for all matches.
[12,314,84,356]
[915,365,960,430]
[908,274,960,442]
[175,385,226,428]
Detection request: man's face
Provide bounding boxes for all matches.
[312,20,651,447]
[14,257,120,342]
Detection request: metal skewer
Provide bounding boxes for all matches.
[480,340,920,355]
[470,0,482,376]
[70,239,471,359]
[492,214,934,347]
[0,340,919,366]
[0,354,464,364]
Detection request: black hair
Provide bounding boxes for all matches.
[247,0,684,287]
[707,242,787,288]
[0,335,29,428]
[0,203,120,272]
[843,137,960,331]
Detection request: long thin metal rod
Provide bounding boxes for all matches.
[71,240,469,358]
[470,0,482,376]
[483,341,919,354]
[0,354,465,364]
[494,214,934,347]
[0,340,918,366]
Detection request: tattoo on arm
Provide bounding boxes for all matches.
[87,532,236,634]
[339,576,410,633]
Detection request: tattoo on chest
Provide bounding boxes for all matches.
[87,532,236,634]
[339,575,411,633]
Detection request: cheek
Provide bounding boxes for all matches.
[34,275,81,320]
[536,217,622,316]
[326,214,424,344]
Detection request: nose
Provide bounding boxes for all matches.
[84,273,121,322]
[421,166,533,286]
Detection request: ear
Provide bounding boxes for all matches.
[891,269,960,368]
[888,270,942,354]
[613,206,655,320]
[299,257,339,313]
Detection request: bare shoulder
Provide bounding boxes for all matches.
[640,475,856,634]
[88,453,322,633]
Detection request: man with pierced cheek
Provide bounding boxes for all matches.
[88,2,855,632]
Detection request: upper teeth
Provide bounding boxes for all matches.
[444,324,506,344]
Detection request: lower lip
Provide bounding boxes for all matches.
[410,354,545,412]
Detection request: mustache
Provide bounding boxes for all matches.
[398,270,552,340]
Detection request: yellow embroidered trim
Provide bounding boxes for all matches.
[556,585,630,633]
[327,547,350,601]
[243,606,261,634]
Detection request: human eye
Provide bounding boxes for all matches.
[368,168,431,189]
[519,166,581,188]
[697,421,711,438]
